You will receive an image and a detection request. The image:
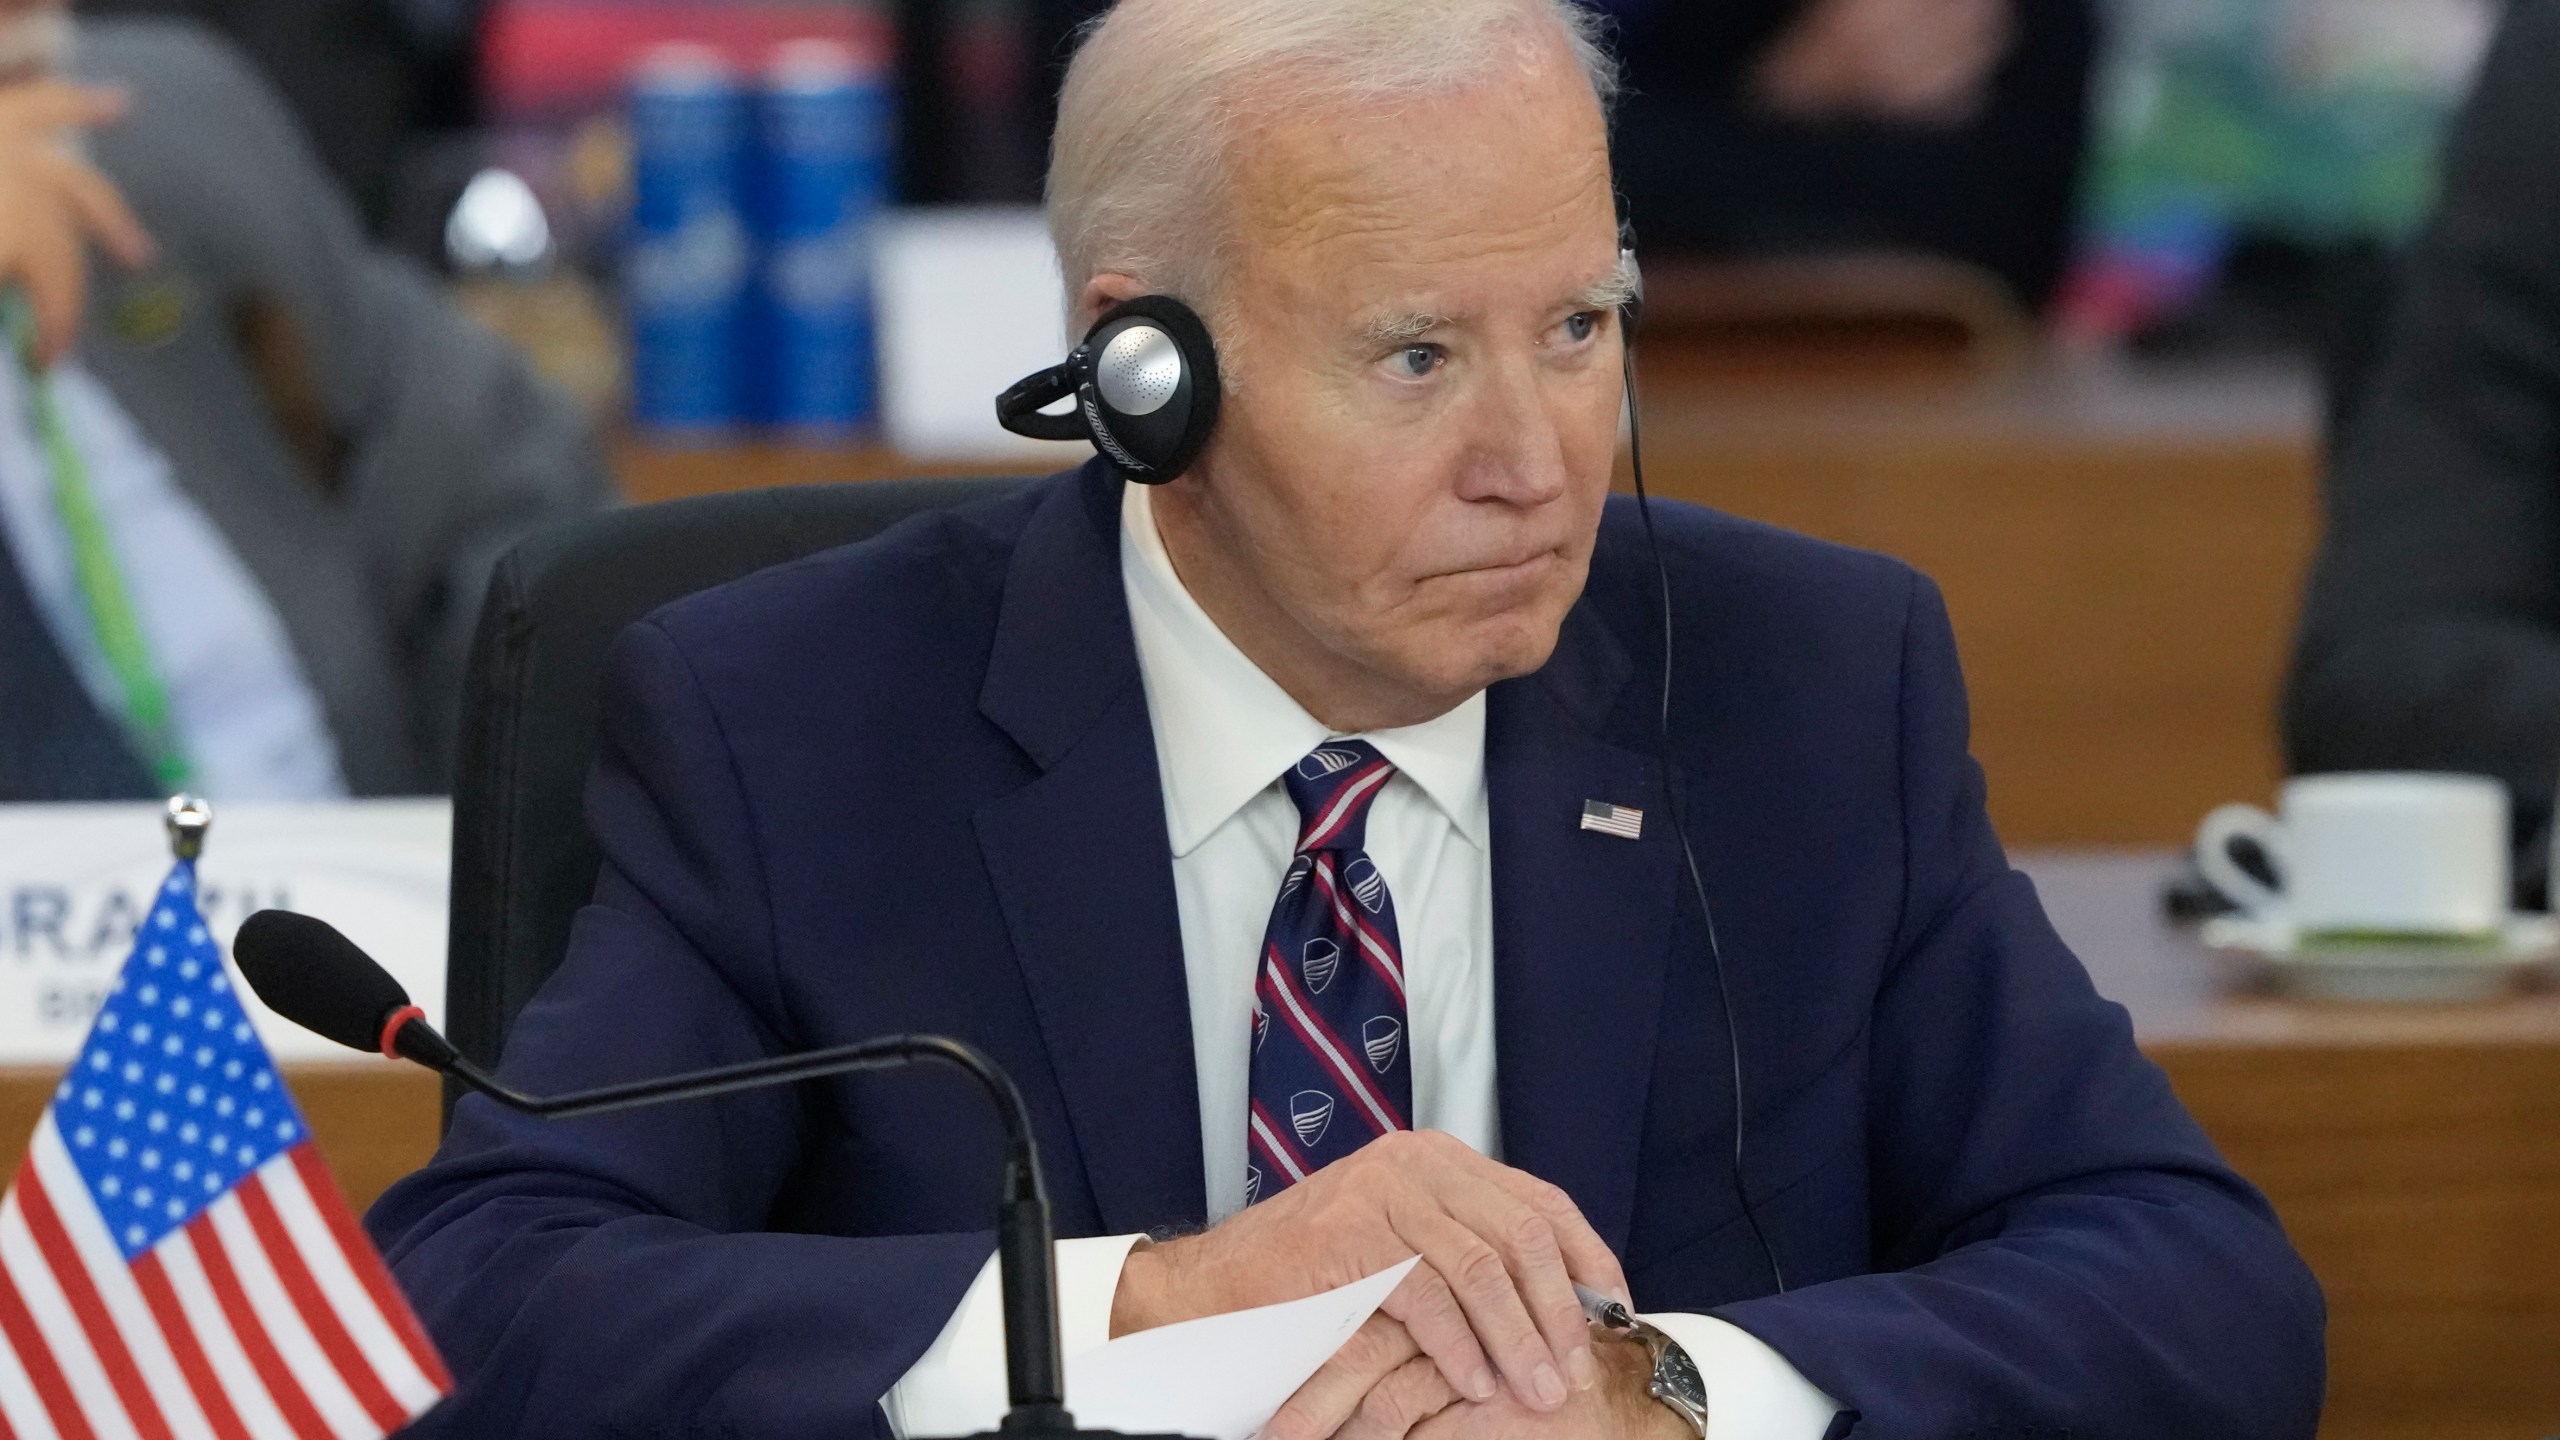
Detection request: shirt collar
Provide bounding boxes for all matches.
[1120,481,1488,857]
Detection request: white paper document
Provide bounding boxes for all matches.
[1067,1257,1419,1440]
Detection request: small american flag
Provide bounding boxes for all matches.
[0,861,448,1440]
[1579,800,1645,840]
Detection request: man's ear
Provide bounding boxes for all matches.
[1074,271,1152,336]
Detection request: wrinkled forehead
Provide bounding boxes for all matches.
[1222,63,1619,322]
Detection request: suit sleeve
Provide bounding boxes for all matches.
[161,28,617,785]
[2284,0,2560,842]
[365,619,990,1439]
[1707,574,2327,1438]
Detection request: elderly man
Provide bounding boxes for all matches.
[370,1,2325,1435]
[0,0,610,800]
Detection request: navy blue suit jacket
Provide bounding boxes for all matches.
[370,462,2324,1438]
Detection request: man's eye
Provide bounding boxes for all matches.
[1393,345,1443,378]
[1562,311,1600,343]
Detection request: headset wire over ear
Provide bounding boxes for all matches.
[1616,205,1785,1296]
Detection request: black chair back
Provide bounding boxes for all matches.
[442,477,1031,1123]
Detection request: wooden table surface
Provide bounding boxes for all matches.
[2017,850,2560,1440]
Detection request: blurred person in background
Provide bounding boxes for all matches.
[2286,0,2560,885]
[81,0,473,226]
[1593,0,2097,310]
[0,0,612,802]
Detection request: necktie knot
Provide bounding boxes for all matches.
[1284,740,1395,854]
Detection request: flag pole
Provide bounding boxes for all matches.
[164,793,211,860]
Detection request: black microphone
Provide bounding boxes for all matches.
[232,909,1174,1440]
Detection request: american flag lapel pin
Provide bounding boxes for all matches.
[1580,799,1644,840]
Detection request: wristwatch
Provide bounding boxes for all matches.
[1578,1285,1711,1439]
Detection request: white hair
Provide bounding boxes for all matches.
[1048,0,1619,318]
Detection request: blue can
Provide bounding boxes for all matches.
[624,45,751,434]
[747,39,893,435]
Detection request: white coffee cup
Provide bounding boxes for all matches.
[2195,772,2510,937]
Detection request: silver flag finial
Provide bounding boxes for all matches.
[164,794,213,861]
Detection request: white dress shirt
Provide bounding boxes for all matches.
[0,355,345,799]
[882,483,1838,1439]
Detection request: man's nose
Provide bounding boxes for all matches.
[1452,355,1570,506]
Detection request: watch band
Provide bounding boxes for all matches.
[1576,1285,1710,1438]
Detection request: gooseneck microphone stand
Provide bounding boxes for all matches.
[412,1028,1070,1429]
[231,910,1183,1440]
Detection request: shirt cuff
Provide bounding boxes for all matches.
[881,1233,1147,1439]
[1640,1311,1842,1440]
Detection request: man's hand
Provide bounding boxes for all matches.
[1401,1331,1688,1440]
[1263,1313,1460,1440]
[1112,1131,1629,1438]
[1752,0,2015,126]
[0,79,153,366]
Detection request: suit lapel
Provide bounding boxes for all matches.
[975,464,1207,1234]
[1487,599,1682,1255]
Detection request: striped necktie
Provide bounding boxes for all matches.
[1245,740,1411,1202]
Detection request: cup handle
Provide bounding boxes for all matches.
[2196,803,2285,917]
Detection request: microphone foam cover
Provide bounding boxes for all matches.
[232,910,411,1054]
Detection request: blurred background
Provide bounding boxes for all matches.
[2,0,2555,1436]
[118,0,2498,846]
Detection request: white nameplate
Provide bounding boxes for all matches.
[0,800,450,1065]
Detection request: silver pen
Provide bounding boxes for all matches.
[1575,1281,1635,1330]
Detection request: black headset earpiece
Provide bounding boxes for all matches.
[995,295,1223,484]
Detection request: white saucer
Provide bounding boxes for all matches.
[2200,912,2560,1003]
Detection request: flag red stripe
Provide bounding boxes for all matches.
[125,1259,249,1440]
[282,1150,447,1390]
[0,1259,97,1440]
[232,1182,400,1431]
[178,1220,329,1440]
[13,1174,172,1440]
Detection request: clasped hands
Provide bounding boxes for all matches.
[1110,1132,1685,1440]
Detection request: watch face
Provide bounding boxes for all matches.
[1654,1340,1709,1410]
